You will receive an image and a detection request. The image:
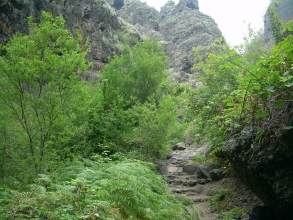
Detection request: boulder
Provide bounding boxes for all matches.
[197,163,221,179]
[187,180,197,186]
[155,160,168,174]
[172,142,186,151]
[210,168,225,181]
[182,162,200,174]
[223,126,293,219]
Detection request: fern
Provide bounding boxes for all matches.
[1,158,195,219]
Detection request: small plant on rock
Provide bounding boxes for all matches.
[209,187,234,211]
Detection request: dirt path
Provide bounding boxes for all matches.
[157,143,264,220]
[157,144,217,219]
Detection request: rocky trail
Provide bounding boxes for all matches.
[157,143,265,220]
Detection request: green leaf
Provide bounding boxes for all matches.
[279,76,288,82]
[259,93,268,102]
[285,82,293,87]
[258,68,269,75]
[274,102,283,110]
[222,99,230,103]
[266,85,275,93]
[256,111,268,119]
[282,126,293,130]
[226,102,234,107]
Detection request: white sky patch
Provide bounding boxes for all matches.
[142,0,271,46]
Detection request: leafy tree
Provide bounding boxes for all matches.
[102,39,168,108]
[238,25,273,66]
[0,11,90,183]
[88,39,176,159]
[231,31,293,144]
[126,96,178,159]
[268,0,283,43]
[187,40,241,152]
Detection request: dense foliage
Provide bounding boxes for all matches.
[88,39,185,159]
[187,21,293,155]
[2,7,292,220]
[0,156,196,220]
[0,11,91,184]
[0,11,193,219]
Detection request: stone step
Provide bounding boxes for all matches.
[170,187,200,194]
[166,166,183,173]
[189,196,210,203]
[165,176,210,186]
[165,179,198,187]
[170,184,212,195]
[164,174,197,180]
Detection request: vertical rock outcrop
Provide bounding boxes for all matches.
[116,0,160,38]
[159,0,222,60]
[223,127,293,219]
[264,0,293,44]
[116,0,223,85]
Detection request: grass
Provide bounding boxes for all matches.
[192,153,207,163]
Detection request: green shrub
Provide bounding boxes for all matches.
[217,207,250,220]
[209,187,234,211]
[193,153,207,163]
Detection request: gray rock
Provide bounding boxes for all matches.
[187,180,197,186]
[198,163,221,179]
[173,180,182,185]
[223,126,293,219]
[172,142,186,151]
[155,160,167,174]
[197,179,210,185]
[210,168,225,181]
[194,184,208,194]
[177,0,199,10]
[182,162,200,174]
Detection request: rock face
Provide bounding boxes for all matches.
[159,0,222,84]
[160,0,221,53]
[0,0,223,84]
[264,0,293,44]
[116,0,223,85]
[0,0,223,83]
[0,0,141,78]
[116,0,160,38]
[223,126,293,219]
